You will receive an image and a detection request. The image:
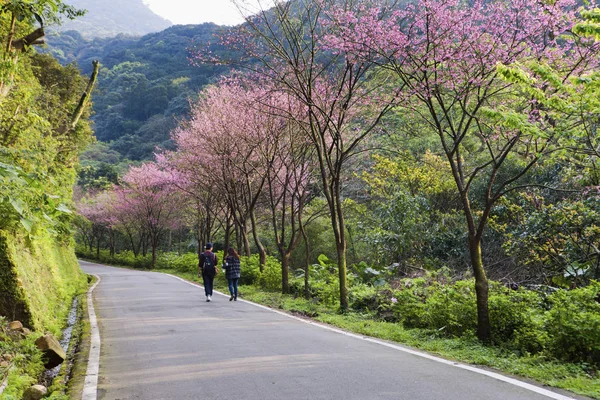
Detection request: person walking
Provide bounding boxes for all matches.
[199,243,218,302]
[223,247,241,301]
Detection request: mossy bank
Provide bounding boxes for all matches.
[0,230,87,335]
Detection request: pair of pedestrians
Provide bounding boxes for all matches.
[199,244,241,302]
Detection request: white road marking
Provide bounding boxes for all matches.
[166,273,577,400]
[82,274,101,400]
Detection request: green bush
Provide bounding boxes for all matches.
[76,247,153,269]
[389,277,429,326]
[545,281,600,364]
[309,279,340,306]
[157,252,198,272]
[237,254,262,285]
[112,250,152,269]
[488,283,544,348]
[349,283,380,312]
[258,256,283,291]
[511,313,548,356]
[418,280,477,336]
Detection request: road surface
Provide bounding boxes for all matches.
[80,260,583,400]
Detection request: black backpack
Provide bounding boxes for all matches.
[203,252,216,274]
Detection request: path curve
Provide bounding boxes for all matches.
[80,260,587,400]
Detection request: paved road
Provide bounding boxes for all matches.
[80,260,581,400]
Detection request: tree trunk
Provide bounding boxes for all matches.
[235,223,243,254]
[332,180,349,310]
[197,236,203,273]
[109,230,115,257]
[300,220,310,300]
[224,214,232,251]
[241,222,251,257]
[250,211,266,269]
[142,232,149,256]
[151,239,157,269]
[281,252,290,294]
[335,239,348,310]
[133,232,142,258]
[469,234,490,342]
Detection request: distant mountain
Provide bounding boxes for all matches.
[55,0,172,38]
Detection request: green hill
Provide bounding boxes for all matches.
[45,24,233,161]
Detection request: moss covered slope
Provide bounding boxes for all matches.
[0,231,86,334]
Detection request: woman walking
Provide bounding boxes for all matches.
[224,248,241,301]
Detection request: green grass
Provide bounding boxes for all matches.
[80,265,587,399]
[151,269,599,399]
[0,317,45,400]
[315,313,599,398]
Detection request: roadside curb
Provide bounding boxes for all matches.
[81,274,101,400]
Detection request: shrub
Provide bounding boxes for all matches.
[545,281,600,365]
[349,283,380,312]
[239,255,261,285]
[258,256,283,291]
[112,250,152,269]
[389,277,429,327]
[418,280,477,336]
[157,252,198,273]
[511,313,548,356]
[234,254,281,289]
[488,282,544,348]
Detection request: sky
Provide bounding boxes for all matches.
[142,0,270,26]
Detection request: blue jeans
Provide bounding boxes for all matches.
[228,278,239,298]
[203,274,214,296]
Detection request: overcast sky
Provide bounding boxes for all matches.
[143,0,271,26]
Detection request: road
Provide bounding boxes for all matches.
[80,260,582,400]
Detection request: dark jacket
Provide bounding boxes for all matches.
[224,255,241,280]
[200,251,218,276]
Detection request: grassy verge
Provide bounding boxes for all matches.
[153,269,598,399]
[0,282,91,399]
[0,318,44,400]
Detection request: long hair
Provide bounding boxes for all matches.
[227,247,240,260]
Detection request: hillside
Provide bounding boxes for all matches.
[55,0,172,38]
[45,24,233,162]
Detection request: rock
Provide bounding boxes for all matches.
[0,361,9,368]
[21,327,31,335]
[22,384,47,400]
[2,353,13,361]
[34,334,66,369]
[7,321,22,331]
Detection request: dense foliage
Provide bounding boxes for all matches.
[0,2,95,398]
[75,0,600,374]
[45,23,232,162]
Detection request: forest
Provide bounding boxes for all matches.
[1,0,600,398]
[45,23,233,164]
[73,0,600,394]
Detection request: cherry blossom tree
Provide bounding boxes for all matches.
[249,90,319,293]
[325,0,599,340]
[75,190,115,257]
[206,0,399,309]
[118,162,184,268]
[166,80,274,267]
